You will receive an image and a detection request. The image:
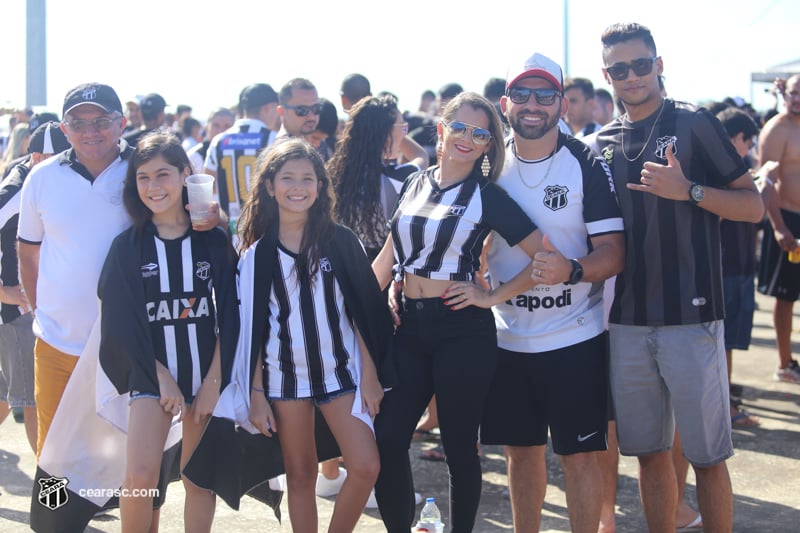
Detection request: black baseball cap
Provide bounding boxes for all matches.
[62,83,123,116]
[140,93,167,119]
[238,84,278,114]
[29,112,60,132]
[28,121,71,155]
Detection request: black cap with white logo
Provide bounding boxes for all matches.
[62,83,123,116]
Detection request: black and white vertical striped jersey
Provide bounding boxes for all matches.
[390,167,537,282]
[141,227,218,401]
[595,99,748,326]
[204,118,274,220]
[264,244,358,399]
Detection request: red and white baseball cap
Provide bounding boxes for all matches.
[506,52,564,92]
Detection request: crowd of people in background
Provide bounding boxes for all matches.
[0,19,799,533]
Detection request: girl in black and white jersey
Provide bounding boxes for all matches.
[371,92,543,532]
[238,139,394,532]
[99,132,237,533]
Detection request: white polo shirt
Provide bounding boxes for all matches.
[18,146,133,356]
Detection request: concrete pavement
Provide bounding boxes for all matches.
[1,289,799,531]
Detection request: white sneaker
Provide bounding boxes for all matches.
[364,490,422,510]
[775,360,800,384]
[316,467,347,497]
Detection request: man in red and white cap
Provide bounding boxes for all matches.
[480,52,625,532]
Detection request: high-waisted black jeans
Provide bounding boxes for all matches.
[374,296,498,532]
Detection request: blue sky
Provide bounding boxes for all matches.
[3,0,796,120]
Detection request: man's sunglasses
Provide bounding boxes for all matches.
[442,121,492,145]
[506,87,561,106]
[604,57,658,81]
[63,116,121,133]
[283,103,323,116]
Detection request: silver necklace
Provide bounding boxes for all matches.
[620,99,665,162]
[514,141,556,189]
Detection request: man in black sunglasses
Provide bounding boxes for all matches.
[274,78,321,144]
[595,22,764,533]
[480,51,625,533]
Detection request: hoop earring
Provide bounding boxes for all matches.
[481,153,491,178]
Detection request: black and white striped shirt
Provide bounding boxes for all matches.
[142,229,218,401]
[390,167,537,281]
[264,244,358,399]
[596,99,748,326]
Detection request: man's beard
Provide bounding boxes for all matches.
[509,110,560,140]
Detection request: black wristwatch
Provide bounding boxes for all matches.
[688,182,705,205]
[566,259,584,285]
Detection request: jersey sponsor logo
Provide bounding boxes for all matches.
[196,261,211,281]
[602,145,614,164]
[654,135,678,160]
[221,132,266,150]
[543,185,569,211]
[320,257,332,272]
[37,476,69,510]
[146,297,211,321]
[141,262,159,278]
[599,159,616,194]
[505,288,572,311]
[449,204,467,216]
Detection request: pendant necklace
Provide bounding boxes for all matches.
[621,99,665,162]
[514,140,556,189]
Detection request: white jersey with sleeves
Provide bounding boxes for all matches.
[264,244,358,399]
[390,167,536,282]
[17,148,133,356]
[488,133,623,353]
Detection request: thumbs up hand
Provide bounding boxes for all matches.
[532,234,570,285]
[628,142,693,201]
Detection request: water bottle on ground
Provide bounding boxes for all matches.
[414,497,444,532]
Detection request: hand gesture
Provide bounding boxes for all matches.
[360,370,384,418]
[628,143,691,200]
[442,280,493,310]
[0,285,31,313]
[531,234,570,285]
[249,390,276,437]
[388,279,403,327]
[188,201,221,231]
[191,376,221,424]
[157,372,186,421]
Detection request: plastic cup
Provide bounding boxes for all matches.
[185,174,214,224]
[789,239,800,264]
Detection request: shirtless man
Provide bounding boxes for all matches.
[757,74,800,384]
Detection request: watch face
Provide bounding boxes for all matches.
[691,184,704,202]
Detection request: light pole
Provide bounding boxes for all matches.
[26,0,47,107]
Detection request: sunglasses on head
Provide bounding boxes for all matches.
[604,57,658,81]
[442,120,492,145]
[506,87,561,106]
[283,103,323,116]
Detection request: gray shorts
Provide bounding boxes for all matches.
[608,321,733,467]
[0,313,36,408]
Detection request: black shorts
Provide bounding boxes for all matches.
[480,333,608,455]
[758,209,800,302]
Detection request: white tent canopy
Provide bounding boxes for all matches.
[751,58,800,83]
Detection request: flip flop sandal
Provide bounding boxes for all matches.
[418,446,446,462]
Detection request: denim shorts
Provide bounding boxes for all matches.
[609,321,733,467]
[0,313,36,408]
[269,385,356,407]
[722,274,755,351]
